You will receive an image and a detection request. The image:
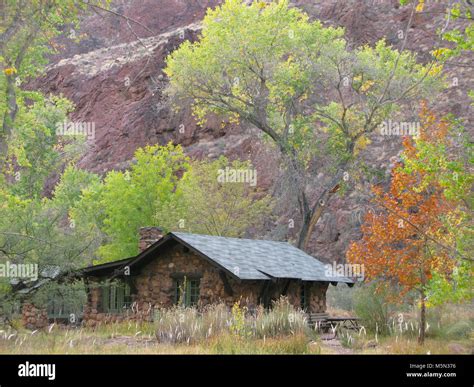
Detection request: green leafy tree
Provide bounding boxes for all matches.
[400,0,473,61]
[165,0,440,250]
[0,0,109,167]
[70,143,190,262]
[156,156,274,237]
[0,167,102,317]
[398,105,473,306]
[6,94,84,198]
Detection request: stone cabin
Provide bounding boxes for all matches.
[78,227,353,327]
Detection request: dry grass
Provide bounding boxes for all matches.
[364,337,473,354]
[0,325,321,354]
[0,299,316,354]
[1,300,471,355]
[1,321,470,355]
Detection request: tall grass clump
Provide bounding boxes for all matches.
[154,297,309,344]
[253,297,308,338]
[155,305,232,344]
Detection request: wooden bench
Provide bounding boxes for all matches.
[307,312,330,326]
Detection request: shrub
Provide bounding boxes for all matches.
[326,283,356,312]
[443,320,473,339]
[229,300,251,338]
[353,284,394,335]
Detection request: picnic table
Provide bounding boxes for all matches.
[307,313,361,338]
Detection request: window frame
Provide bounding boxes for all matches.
[174,276,200,307]
[101,280,132,314]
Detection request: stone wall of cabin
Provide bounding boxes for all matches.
[22,303,48,330]
[82,244,328,327]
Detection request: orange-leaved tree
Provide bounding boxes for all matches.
[347,104,461,344]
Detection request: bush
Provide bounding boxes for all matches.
[353,284,394,335]
[429,304,474,340]
[443,320,473,339]
[326,283,356,312]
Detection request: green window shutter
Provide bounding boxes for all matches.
[185,282,191,307]
[111,285,117,312]
[124,283,131,308]
[173,280,178,305]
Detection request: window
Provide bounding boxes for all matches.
[46,283,86,320]
[47,298,73,319]
[101,281,131,313]
[174,277,200,307]
[300,283,309,311]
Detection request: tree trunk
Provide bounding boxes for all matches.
[297,207,312,249]
[418,290,426,345]
[301,182,341,251]
[0,73,16,168]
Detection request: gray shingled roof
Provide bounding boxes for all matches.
[172,232,353,283]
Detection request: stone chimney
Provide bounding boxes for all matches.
[138,226,164,252]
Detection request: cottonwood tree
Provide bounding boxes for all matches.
[346,105,471,344]
[0,161,104,321]
[0,95,96,277]
[70,143,190,262]
[165,0,441,250]
[71,148,274,262]
[0,0,110,168]
[155,156,274,237]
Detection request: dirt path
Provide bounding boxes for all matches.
[319,334,354,354]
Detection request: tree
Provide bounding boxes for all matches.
[70,143,190,262]
[0,162,103,317]
[155,156,274,237]
[165,0,440,250]
[6,94,84,199]
[71,147,274,262]
[399,104,473,306]
[346,104,471,344]
[0,0,109,167]
[401,0,473,61]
